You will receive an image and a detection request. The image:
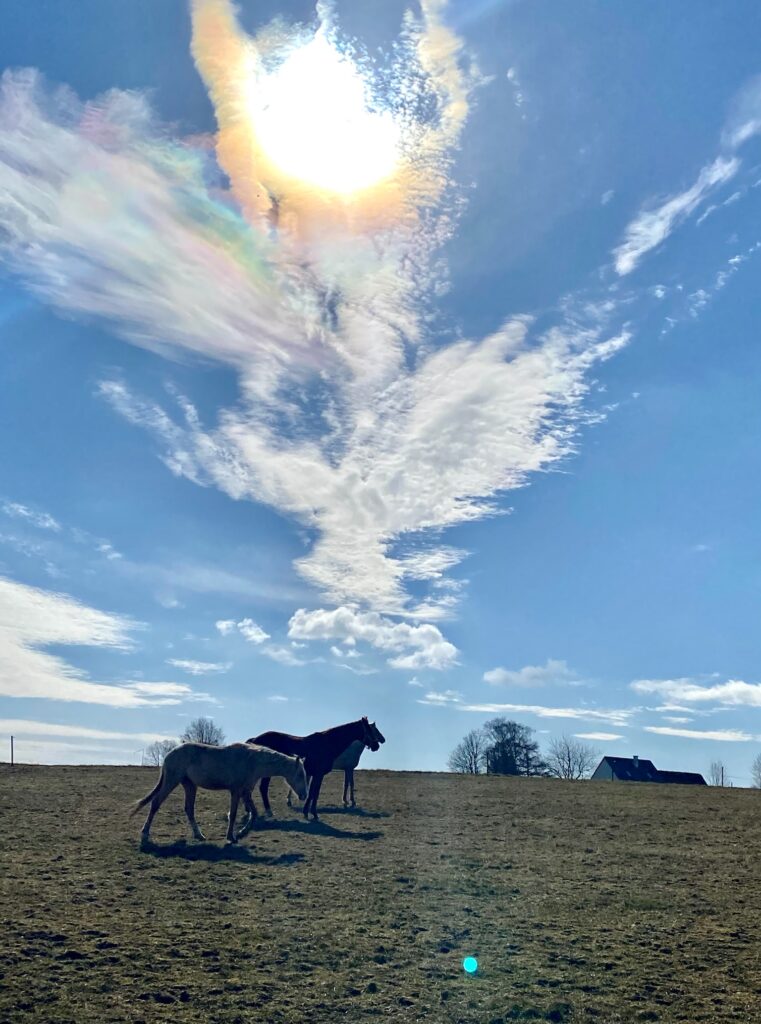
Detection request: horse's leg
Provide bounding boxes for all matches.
[141,778,178,841]
[236,790,258,841]
[226,790,241,844]
[348,768,356,807]
[181,779,205,841]
[306,772,326,821]
[259,776,274,818]
[342,769,350,806]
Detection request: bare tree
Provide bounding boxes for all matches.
[180,717,225,745]
[448,729,487,774]
[143,739,178,766]
[546,735,599,780]
[708,760,726,786]
[751,752,761,789]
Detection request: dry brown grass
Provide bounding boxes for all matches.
[1,763,760,1023]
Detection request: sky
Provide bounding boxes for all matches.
[1,0,760,781]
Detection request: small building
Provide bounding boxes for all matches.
[591,754,706,785]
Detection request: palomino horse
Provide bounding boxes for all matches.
[131,742,307,844]
[245,717,381,821]
[286,721,386,809]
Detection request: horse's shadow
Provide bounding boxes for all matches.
[312,805,390,820]
[139,839,305,864]
[256,817,382,841]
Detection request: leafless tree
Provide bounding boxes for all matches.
[546,735,599,780]
[143,739,178,766]
[180,717,225,746]
[448,729,487,773]
[751,752,761,789]
[708,760,726,786]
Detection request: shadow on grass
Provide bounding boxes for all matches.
[256,818,382,841]
[307,805,390,819]
[139,839,306,864]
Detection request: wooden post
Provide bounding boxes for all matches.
[721,765,724,787]
[10,735,14,767]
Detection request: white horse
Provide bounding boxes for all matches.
[131,741,307,843]
[286,722,385,809]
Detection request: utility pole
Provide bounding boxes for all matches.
[721,765,724,787]
[10,735,14,767]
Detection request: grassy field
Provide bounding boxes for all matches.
[1,764,760,1023]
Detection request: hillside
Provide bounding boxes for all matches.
[1,764,759,1023]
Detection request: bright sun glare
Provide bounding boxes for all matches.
[253,34,400,196]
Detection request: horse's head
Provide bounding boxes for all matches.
[360,716,381,752]
[368,721,386,747]
[290,755,309,801]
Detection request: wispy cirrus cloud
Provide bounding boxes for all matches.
[458,701,636,727]
[1,500,61,532]
[417,688,463,706]
[644,725,756,743]
[574,732,622,742]
[613,155,739,276]
[166,658,231,675]
[0,576,212,707]
[632,676,761,708]
[483,658,577,687]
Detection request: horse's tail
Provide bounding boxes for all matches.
[129,765,166,818]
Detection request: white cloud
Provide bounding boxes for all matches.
[601,190,615,206]
[214,617,269,644]
[0,576,208,707]
[0,718,176,742]
[632,676,761,708]
[237,618,270,645]
[288,605,458,670]
[459,701,635,727]
[613,155,739,275]
[483,658,576,687]
[407,677,424,687]
[267,695,289,702]
[261,645,307,667]
[574,732,622,741]
[1,500,61,532]
[644,725,755,742]
[166,658,231,675]
[722,74,761,150]
[0,69,632,627]
[417,689,463,706]
[662,715,693,724]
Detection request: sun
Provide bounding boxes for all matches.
[251,33,400,197]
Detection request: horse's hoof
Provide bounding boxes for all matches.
[194,833,206,842]
[225,837,238,846]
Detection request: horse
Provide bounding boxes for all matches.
[245,716,381,822]
[286,721,386,809]
[130,741,307,844]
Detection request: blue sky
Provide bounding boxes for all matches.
[1,0,760,781]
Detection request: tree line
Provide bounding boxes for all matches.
[447,717,599,779]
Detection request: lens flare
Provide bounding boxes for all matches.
[252,33,400,196]
[463,956,478,974]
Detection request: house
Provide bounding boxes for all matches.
[591,755,706,785]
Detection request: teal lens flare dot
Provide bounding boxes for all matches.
[463,957,478,975]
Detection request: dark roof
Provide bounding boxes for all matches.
[599,756,660,782]
[595,756,707,785]
[656,769,707,786]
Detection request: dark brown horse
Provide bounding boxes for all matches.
[246,716,380,821]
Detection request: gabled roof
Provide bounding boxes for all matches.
[599,755,660,782]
